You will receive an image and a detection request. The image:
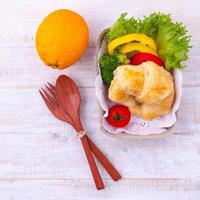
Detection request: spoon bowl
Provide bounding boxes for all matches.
[55,75,83,131]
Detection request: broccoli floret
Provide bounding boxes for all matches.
[99,51,129,85]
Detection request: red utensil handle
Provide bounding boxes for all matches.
[80,135,105,190]
[86,136,121,181]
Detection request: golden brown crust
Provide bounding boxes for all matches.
[108,61,175,120]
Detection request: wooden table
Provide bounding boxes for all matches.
[0,0,199,199]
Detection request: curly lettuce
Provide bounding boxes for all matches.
[106,13,141,42]
[106,13,192,70]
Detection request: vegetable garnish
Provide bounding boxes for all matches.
[120,43,157,55]
[99,51,129,85]
[106,12,192,70]
[99,12,191,85]
[131,53,164,67]
[106,105,131,128]
[108,33,157,54]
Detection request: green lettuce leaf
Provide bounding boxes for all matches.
[106,13,141,42]
[106,12,192,69]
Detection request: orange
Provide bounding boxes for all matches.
[36,9,89,70]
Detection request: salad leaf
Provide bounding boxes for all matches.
[106,12,192,69]
[99,51,129,85]
[106,13,141,42]
[140,13,192,69]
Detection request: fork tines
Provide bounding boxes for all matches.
[39,84,58,110]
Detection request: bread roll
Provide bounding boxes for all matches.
[108,61,174,120]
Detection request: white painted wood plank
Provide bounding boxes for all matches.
[0,46,199,88]
[0,179,199,200]
[0,47,95,88]
[0,87,199,134]
[0,131,200,178]
[0,0,199,47]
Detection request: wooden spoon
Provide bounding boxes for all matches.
[55,75,105,190]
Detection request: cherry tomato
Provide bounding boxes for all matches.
[106,105,131,128]
[130,52,165,67]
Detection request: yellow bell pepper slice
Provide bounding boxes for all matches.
[120,42,157,55]
[107,33,157,54]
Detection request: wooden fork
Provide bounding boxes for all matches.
[39,83,121,182]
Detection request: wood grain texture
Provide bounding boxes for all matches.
[1,133,200,179]
[0,0,200,199]
[0,47,96,88]
[0,179,200,200]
